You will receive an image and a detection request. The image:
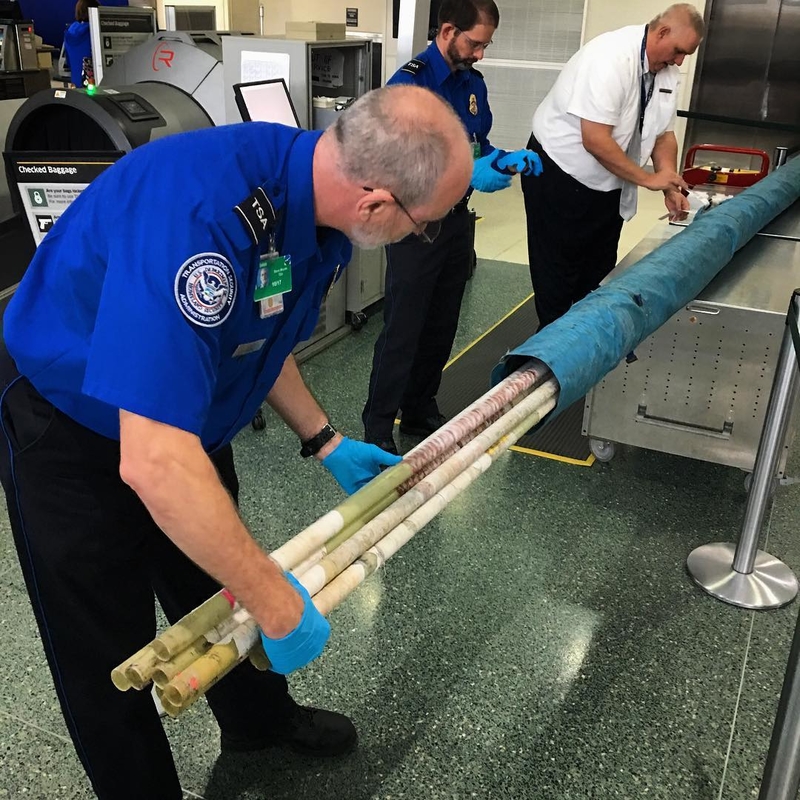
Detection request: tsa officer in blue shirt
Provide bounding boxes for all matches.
[0,85,473,800]
[362,0,543,454]
[63,0,99,87]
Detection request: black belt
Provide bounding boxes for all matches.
[451,191,473,214]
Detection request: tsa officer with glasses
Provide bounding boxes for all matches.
[0,86,472,800]
[362,0,543,454]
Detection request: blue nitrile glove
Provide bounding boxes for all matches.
[321,436,402,495]
[471,150,513,193]
[495,148,544,177]
[260,573,330,675]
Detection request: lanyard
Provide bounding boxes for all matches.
[639,25,655,134]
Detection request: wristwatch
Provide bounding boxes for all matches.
[300,423,337,458]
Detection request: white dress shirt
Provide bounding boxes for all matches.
[532,24,680,218]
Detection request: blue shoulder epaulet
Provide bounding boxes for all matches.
[400,58,426,76]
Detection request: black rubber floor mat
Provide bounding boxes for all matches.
[438,295,593,465]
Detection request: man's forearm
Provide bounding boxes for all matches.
[580,120,687,195]
[267,356,342,458]
[580,120,652,186]
[651,131,679,175]
[118,411,300,637]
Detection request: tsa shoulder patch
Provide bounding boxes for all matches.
[400,58,425,76]
[174,252,237,328]
[234,187,277,246]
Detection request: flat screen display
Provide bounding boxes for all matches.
[233,79,301,128]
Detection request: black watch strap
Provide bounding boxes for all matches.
[300,423,337,458]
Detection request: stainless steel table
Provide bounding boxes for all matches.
[583,201,800,472]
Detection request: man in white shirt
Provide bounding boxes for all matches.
[522,3,704,330]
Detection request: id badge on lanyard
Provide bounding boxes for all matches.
[255,233,293,318]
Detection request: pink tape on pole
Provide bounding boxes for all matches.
[221,589,236,608]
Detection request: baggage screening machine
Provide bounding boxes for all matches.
[4,80,215,246]
[4,29,222,247]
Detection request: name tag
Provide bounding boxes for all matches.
[659,88,673,94]
[255,254,293,301]
[233,339,266,358]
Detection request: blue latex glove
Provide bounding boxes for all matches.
[321,436,402,495]
[260,573,330,675]
[471,150,513,193]
[495,148,544,177]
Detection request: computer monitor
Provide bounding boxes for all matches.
[233,79,301,128]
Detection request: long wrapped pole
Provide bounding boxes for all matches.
[271,362,549,572]
[314,390,557,615]
[156,384,557,716]
[493,158,800,415]
[298,379,559,597]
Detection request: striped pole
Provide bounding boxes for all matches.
[111,365,558,715]
[147,379,558,716]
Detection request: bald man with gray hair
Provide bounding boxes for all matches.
[522,4,704,330]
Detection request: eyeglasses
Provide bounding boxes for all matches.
[455,28,493,52]
[362,186,443,244]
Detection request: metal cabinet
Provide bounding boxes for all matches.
[221,35,386,344]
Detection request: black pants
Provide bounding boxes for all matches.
[362,206,473,440]
[0,352,293,800]
[521,134,625,331]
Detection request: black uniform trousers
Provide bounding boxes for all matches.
[362,205,473,441]
[521,134,625,331]
[0,349,293,800]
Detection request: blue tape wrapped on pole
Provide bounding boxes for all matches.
[492,157,800,417]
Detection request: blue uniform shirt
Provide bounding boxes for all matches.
[3,124,351,452]
[389,40,494,157]
[63,21,92,86]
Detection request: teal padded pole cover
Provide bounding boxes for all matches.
[492,157,800,418]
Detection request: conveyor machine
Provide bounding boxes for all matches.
[3,31,225,243]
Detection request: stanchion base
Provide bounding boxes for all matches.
[687,542,798,609]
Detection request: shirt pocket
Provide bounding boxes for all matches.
[653,90,676,135]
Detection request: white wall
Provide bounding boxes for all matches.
[262,0,387,35]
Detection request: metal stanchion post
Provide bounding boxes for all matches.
[686,292,800,609]
[773,146,789,171]
[759,604,800,799]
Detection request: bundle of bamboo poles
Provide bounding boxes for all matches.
[111,361,559,718]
